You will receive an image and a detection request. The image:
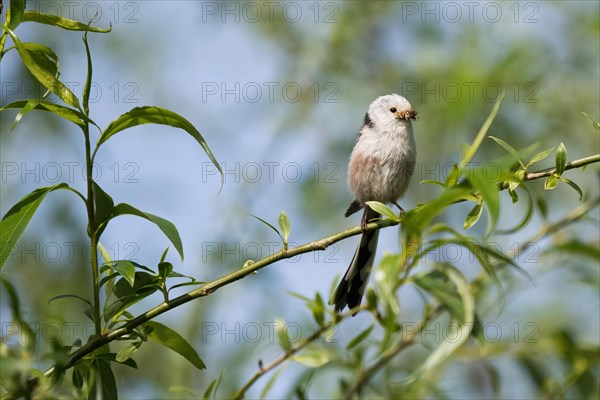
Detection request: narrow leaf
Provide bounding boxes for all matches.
[22,11,112,32]
[471,167,500,236]
[48,294,92,306]
[1,99,88,127]
[7,0,26,30]
[278,210,291,244]
[365,201,396,220]
[545,174,559,190]
[346,325,374,350]
[560,177,583,200]
[581,112,600,132]
[94,106,223,187]
[463,202,483,229]
[276,318,292,352]
[112,203,183,260]
[146,321,206,369]
[260,367,284,400]
[404,264,474,384]
[92,181,114,234]
[461,93,505,167]
[555,143,567,176]
[421,179,445,187]
[528,147,554,165]
[0,183,70,268]
[489,136,519,158]
[82,32,93,115]
[445,164,461,187]
[108,261,136,287]
[96,359,118,399]
[116,343,139,363]
[5,29,80,109]
[249,214,283,242]
[292,350,331,368]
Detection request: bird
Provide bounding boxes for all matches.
[331,94,418,314]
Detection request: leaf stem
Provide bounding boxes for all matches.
[83,123,101,337]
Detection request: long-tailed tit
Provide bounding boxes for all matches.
[331,94,418,314]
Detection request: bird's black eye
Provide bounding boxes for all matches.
[390,107,397,113]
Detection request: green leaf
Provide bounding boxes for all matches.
[497,187,534,234]
[421,179,445,187]
[108,261,136,287]
[276,318,292,352]
[365,201,396,220]
[112,203,184,260]
[93,106,223,187]
[471,167,500,236]
[402,186,473,236]
[72,366,84,390]
[292,350,331,368]
[278,210,291,244]
[413,270,466,322]
[463,201,483,229]
[48,294,92,306]
[445,164,461,187]
[7,0,26,30]
[461,93,504,167]
[21,43,60,99]
[1,276,36,349]
[555,142,567,176]
[95,359,118,400]
[22,11,112,32]
[528,147,554,166]
[1,99,88,127]
[346,325,374,350]
[146,321,206,369]
[116,343,139,363]
[0,183,71,268]
[249,213,283,242]
[404,264,474,384]
[560,177,583,200]
[5,29,80,109]
[92,181,114,235]
[82,32,93,115]
[545,174,559,190]
[260,368,284,400]
[488,136,519,158]
[104,271,160,321]
[581,112,600,132]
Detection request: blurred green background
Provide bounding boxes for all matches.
[1,1,599,398]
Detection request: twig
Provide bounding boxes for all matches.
[343,306,442,399]
[232,307,364,400]
[44,221,397,375]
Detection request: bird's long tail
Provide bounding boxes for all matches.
[331,207,380,314]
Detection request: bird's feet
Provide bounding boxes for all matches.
[392,201,406,215]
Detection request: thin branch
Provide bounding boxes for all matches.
[343,306,442,399]
[45,221,397,375]
[499,154,600,189]
[232,307,364,400]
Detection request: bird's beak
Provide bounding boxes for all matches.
[396,109,418,121]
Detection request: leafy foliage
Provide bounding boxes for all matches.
[1,1,598,399]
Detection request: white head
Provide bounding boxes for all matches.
[365,94,417,129]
